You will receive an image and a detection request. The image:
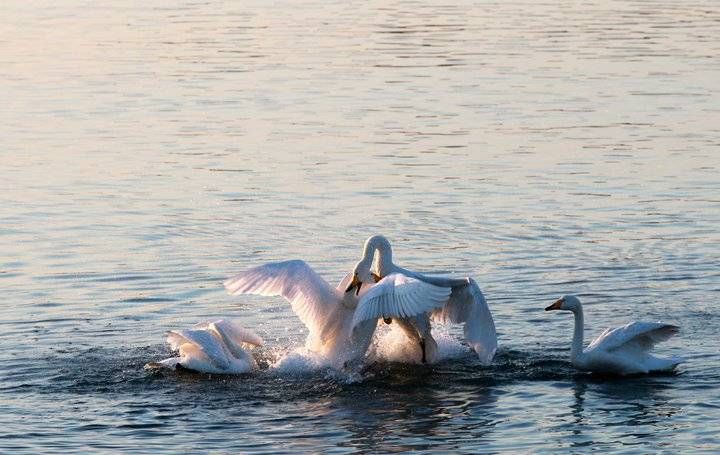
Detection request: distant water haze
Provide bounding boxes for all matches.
[1,0,719,453]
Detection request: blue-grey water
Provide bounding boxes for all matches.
[2,0,719,452]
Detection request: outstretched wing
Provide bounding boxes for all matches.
[351,273,450,331]
[588,322,679,354]
[430,278,497,365]
[224,260,341,338]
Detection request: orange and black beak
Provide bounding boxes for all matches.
[545,298,564,311]
[345,273,362,296]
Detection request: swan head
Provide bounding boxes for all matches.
[545,295,582,312]
[345,259,377,295]
[346,235,393,295]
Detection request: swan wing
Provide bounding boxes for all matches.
[430,278,497,364]
[224,260,341,337]
[210,320,264,351]
[193,319,264,348]
[167,328,230,370]
[588,322,679,354]
[351,273,450,330]
[412,273,470,289]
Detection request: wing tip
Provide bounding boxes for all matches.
[223,276,241,294]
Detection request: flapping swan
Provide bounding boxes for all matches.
[545,295,684,375]
[345,235,497,364]
[351,273,446,363]
[223,259,450,368]
[150,319,263,374]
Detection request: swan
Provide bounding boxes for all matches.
[351,273,442,363]
[345,235,497,364]
[545,295,684,375]
[149,319,263,374]
[223,259,450,368]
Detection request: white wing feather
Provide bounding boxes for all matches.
[224,260,340,338]
[588,321,679,353]
[166,328,230,370]
[430,278,497,364]
[351,273,450,330]
[202,320,263,361]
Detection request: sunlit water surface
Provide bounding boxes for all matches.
[2,0,719,452]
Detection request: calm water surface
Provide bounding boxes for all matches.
[2,0,719,453]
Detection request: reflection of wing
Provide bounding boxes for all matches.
[167,328,230,370]
[351,273,450,330]
[224,260,341,338]
[588,322,679,354]
[430,278,497,365]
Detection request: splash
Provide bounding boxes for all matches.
[268,346,324,374]
[148,324,477,382]
[368,324,470,364]
[261,344,365,384]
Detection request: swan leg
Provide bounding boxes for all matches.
[419,339,426,363]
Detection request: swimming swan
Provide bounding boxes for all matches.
[345,235,497,364]
[151,319,263,374]
[223,259,450,368]
[545,295,684,375]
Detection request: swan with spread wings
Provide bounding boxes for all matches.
[224,259,450,368]
[345,235,497,364]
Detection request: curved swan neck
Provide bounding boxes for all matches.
[570,306,585,362]
[363,235,394,276]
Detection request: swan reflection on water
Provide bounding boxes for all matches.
[564,374,682,448]
[324,364,501,452]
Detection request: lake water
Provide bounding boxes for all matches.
[2,0,719,452]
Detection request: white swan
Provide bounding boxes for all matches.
[150,319,263,374]
[223,259,450,368]
[545,295,684,375]
[351,273,443,363]
[345,235,497,364]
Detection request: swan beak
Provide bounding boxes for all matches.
[345,274,362,295]
[545,298,564,311]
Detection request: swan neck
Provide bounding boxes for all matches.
[365,236,393,276]
[570,307,584,362]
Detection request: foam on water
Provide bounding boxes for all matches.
[145,322,480,385]
[268,345,325,374]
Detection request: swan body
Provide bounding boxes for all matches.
[545,295,684,375]
[349,272,449,363]
[346,235,497,364]
[223,259,449,368]
[151,319,263,374]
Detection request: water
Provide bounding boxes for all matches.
[2,0,719,452]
